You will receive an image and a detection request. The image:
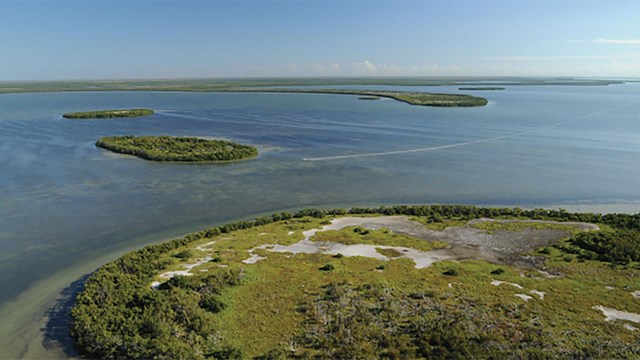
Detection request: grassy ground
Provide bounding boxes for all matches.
[148,215,639,357]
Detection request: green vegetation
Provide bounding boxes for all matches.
[375,247,403,258]
[458,87,505,90]
[95,135,258,162]
[556,229,640,265]
[358,96,381,100]
[469,220,584,234]
[62,108,154,119]
[71,205,640,359]
[0,77,626,95]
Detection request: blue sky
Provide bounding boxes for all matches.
[1,1,638,80]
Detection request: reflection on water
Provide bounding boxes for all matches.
[0,85,639,358]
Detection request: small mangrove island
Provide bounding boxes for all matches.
[63,108,154,119]
[95,135,258,162]
[71,205,640,359]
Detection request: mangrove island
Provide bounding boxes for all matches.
[63,108,154,119]
[95,135,258,162]
[71,205,640,359]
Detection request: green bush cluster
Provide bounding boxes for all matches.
[63,109,154,119]
[95,135,258,162]
[559,229,640,265]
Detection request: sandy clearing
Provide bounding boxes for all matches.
[515,294,533,301]
[243,253,266,264]
[244,216,461,268]
[491,280,523,289]
[151,256,214,287]
[530,290,546,299]
[158,256,213,279]
[195,240,216,251]
[241,215,598,269]
[593,306,640,323]
[631,290,640,299]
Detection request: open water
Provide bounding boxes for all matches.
[0,84,638,357]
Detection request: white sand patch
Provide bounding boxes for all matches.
[259,233,267,236]
[631,290,640,299]
[593,306,640,323]
[515,294,533,301]
[604,286,615,290]
[151,256,213,288]
[243,253,266,264]
[623,324,638,331]
[195,240,216,251]
[537,270,559,278]
[158,256,213,279]
[491,280,523,289]
[241,216,457,268]
[530,290,546,299]
[288,231,295,235]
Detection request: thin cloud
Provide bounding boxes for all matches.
[568,38,640,45]
[594,38,640,45]
[480,55,640,61]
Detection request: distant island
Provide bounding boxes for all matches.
[63,109,154,119]
[458,87,506,91]
[0,77,627,95]
[71,205,640,359]
[239,89,488,107]
[95,135,258,162]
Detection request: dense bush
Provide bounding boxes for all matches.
[63,109,154,119]
[96,135,258,162]
[567,229,640,264]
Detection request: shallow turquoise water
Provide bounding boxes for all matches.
[0,84,638,357]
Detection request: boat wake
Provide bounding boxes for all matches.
[303,101,637,162]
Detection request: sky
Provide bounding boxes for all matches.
[0,0,638,80]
